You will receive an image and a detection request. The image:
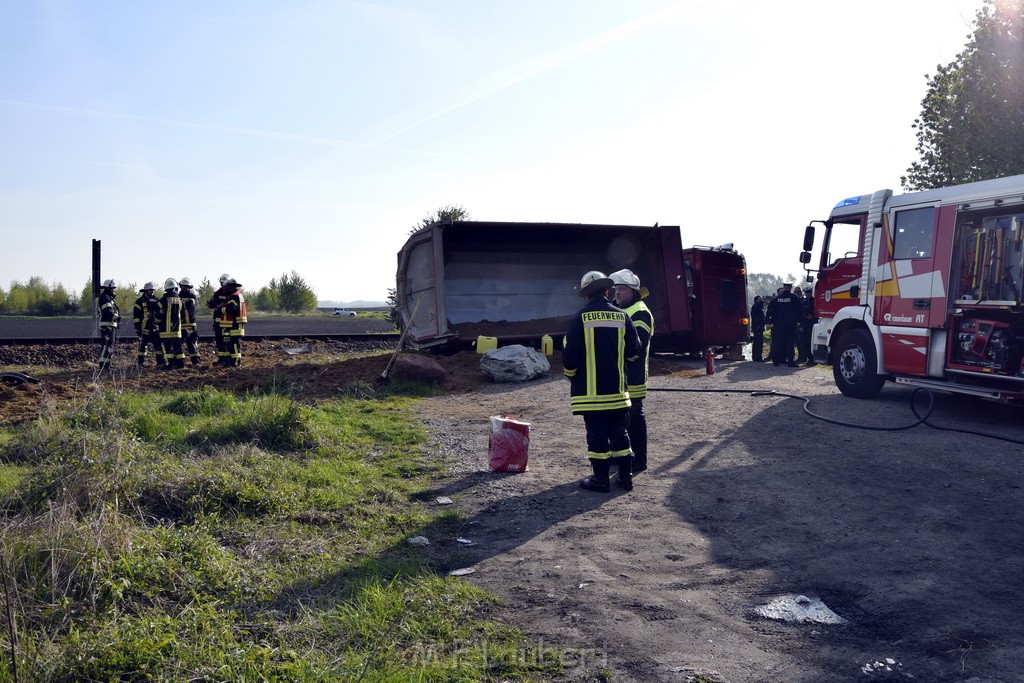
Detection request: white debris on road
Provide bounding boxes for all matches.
[752,594,847,624]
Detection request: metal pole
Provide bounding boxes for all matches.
[91,239,101,320]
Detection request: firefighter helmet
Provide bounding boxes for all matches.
[143,282,156,291]
[223,277,241,289]
[164,278,178,291]
[609,269,641,291]
[579,270,613,297]
[179,277,192,288]
[219,273,231,285]
[100,278,116,289]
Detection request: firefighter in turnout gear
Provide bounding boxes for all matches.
[206,273,231,364]
[133,282,162,366]
[178,277,201,365]
[217,278,247,367]
[156,279,185,369]
[563,271,640,493]
[610,268,653,474]
[96,279,121,370]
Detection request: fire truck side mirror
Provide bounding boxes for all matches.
[802,225,815,252]
[799,251,812,264]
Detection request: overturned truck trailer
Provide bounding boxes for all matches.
[395,221,749,354]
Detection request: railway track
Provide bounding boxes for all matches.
[0,316,398,346]
[0,333,400,346]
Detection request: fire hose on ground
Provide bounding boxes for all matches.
[647,386,1024,445]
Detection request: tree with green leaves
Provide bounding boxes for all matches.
[746,273,787,305]
[196,277,215,306]
[251,285,282,312]
[0,277,80,315]
[79,277,94,314]
[903,0,1024,190]
[410,204,470,234]
[115,282,138,316]
[273,271,317,313]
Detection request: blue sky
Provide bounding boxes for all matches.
[1,0,983,303]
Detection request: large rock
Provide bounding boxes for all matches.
[480,345,550,382]
[390,353,446,384]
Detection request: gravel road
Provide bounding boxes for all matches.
[415,359,1024,682]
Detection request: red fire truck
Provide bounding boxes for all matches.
[801,173,1024,399]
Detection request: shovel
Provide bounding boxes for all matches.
[378,294,423,383]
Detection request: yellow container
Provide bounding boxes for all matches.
[540,334,553,356]
[476,335,497,353]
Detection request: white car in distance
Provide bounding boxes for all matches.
[332,308,357,317]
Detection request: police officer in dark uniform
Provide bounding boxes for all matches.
[801,287,817,366]
[768,279,801,367]
[750,295,765,362]
[563,271,640,492]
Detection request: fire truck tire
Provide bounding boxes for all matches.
[832,328,886,399]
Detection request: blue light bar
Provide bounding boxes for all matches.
[834,196,862,208]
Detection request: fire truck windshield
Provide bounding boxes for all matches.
[823,219,862,268]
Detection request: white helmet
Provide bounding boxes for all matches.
[179,277,192,287]
[219,273,231,285]
[609,269,641,290]
[579,270,613,297]
[101,278,116,289]
[143,282,157,291]
[164,278,178,291]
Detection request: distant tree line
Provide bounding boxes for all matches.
[747,272,802,305]
[249,271,318,313]
[0,277,79,315]
[1,271,319,316]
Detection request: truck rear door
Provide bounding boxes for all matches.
[683,248,748,347]
[396,227,448,346]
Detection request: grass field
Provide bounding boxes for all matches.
[0,379,565,681]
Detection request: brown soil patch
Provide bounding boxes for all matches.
[0,340,703,426]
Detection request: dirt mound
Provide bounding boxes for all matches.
[0,340,702,426]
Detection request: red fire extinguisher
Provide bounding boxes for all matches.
[705,349,715,375]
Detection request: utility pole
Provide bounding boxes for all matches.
[91,239,101,320]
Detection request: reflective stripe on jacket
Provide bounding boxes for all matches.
[156,294,182,338]
[218,290,248,334]
[180,291,198,330]
[622,300,653,399]
[133,294,159,332]
[98,293,120,328]
[562,298,640,414]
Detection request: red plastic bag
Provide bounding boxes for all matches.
[488,415,530,472]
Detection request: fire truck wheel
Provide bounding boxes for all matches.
[832,328,886,399]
